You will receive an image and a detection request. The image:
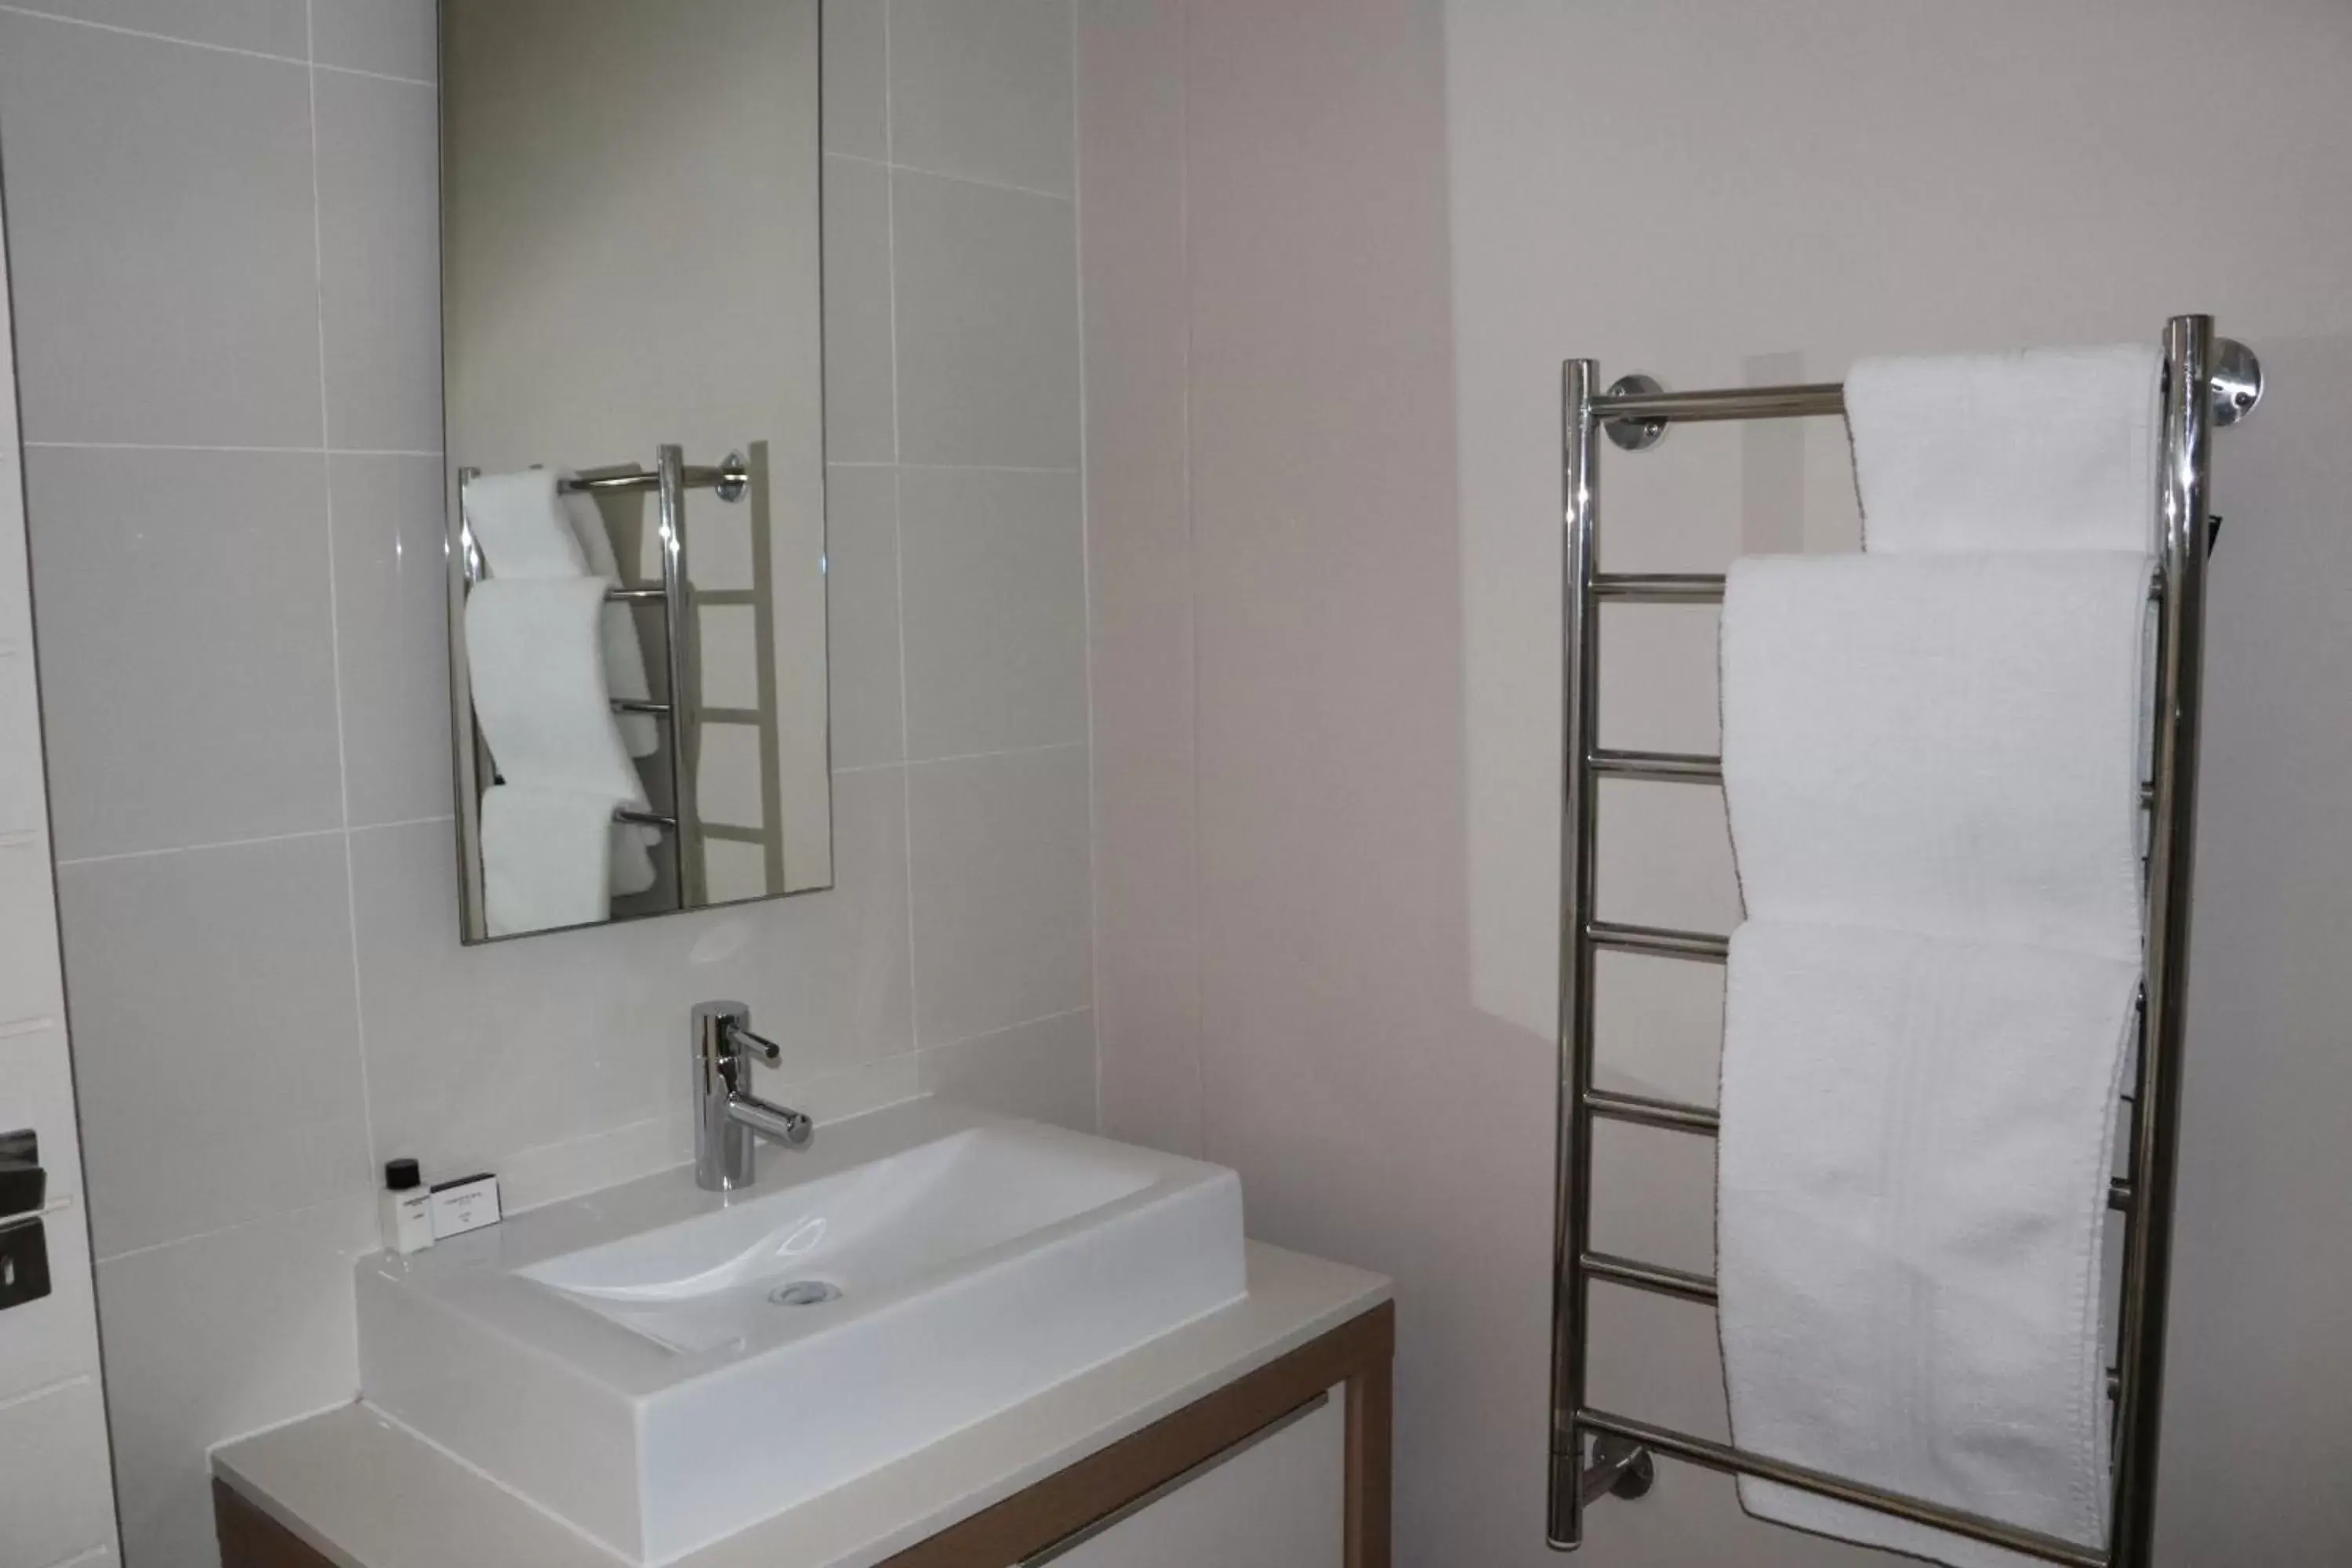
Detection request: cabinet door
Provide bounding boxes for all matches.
[1042,1386,1345,1568]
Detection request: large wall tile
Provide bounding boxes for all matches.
[354,769,909,1176]
[25,448,343,859]
[821,156,898,465]
[919,1007,1096,1132]
[892,170,1080,468]
[822,0,887,159]
[899,466,1087,760]
[0,842,65,1028]
[0,13,321,447]
[909,744,1091,1045]
[316,69,443,454]
[313,0,437,82]
[330,454,453,827]
[98,1196,376,1568]
[17,0,305,57]
[824,466,904,770]
[0,1377,117,1568]
[889,0,1075,197]
[56,833,368,1258]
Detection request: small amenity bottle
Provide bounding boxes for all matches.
[379,1158,435,1255]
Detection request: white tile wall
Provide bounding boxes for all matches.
[0,84,119,1566]
[0,2,1098,1564]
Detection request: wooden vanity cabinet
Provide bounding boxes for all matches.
[216,1301,1392,1568]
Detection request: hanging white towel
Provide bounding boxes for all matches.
[462,470,592,579]
[560,484,662,759]
[481,785,622,937]
[1846,344,2161,554]
[1719,921,2138,1566]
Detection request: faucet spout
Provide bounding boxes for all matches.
[691,1000,815,1191]
[727,1092,813,1149]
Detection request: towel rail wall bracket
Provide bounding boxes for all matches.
[1547,316,2262,1566]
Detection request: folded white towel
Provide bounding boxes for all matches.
[1846,345,2161,554]
[1719,920,2138,1566]
[1721,552,2150,960]
[465,577,645,806]
[462,470,592,579]
[481,785,622,937]
[560,485,661,759]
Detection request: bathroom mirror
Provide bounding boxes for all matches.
[441,0,832,941]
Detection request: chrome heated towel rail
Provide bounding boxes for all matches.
[1548,315,2264,1566]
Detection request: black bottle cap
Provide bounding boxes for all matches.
[385,1158,423,1192]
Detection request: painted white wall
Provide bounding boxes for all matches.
[0,192,121,1568]
[1087,1,2352,1563]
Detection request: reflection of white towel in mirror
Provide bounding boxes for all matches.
[466,576,647,933]
[462,469,590,577]
[481,786,620,937]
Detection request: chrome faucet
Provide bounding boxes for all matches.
[691,1001,813,1191]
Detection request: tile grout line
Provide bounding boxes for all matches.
[0,3,435,89]
[1067,5,1104,1135]
[89,1187,364,1269]
[303,0,383,1196]
[836,739,1087,777]
[829,460,1078,475]
[916,1004,1093,1061]
[52,815,458,870]
[825,147,1073,205]
[1179,0,1208,1162]
[54,823,347,869]
[24,441,442,457]
[880,1,925,1051]
[0,1371,87,1415]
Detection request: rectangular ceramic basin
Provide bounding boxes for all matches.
[355,1098,1246,1563]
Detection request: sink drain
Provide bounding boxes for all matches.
[768,1279,843,1308]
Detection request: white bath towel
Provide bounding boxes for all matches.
[461,470,591,579]
[560,485,662,759]
[1717,550,2152,1566]
[1721,553,2151,960]
[1846,344,2161,554]
[481,785,621,938]
[1719,921,2139,1566]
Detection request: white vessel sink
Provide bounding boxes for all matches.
[355,1098,1246,1564]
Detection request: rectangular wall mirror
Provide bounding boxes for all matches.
[441,0,832,942]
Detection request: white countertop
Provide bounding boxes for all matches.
[214,1240,1392,1568]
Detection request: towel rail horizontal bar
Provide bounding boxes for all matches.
[1590,383,1847,425]
[1570,1410,2108,1568]
[615,808,676,830]
[1592,572,1725,604]
[1581,1090,2136,1212]
[1591,749,1722,784]
[563,461,748,498]
[1581,1252,2128,1399]
[607,586,666,604]
[1589,750,2158,808]
[1586,920,1730,963]
[612,698,671,717]
[1582,1251,1717,1305]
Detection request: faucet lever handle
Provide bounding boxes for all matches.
[723,1018,784,1069]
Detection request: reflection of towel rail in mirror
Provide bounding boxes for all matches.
[450,445,786,940]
